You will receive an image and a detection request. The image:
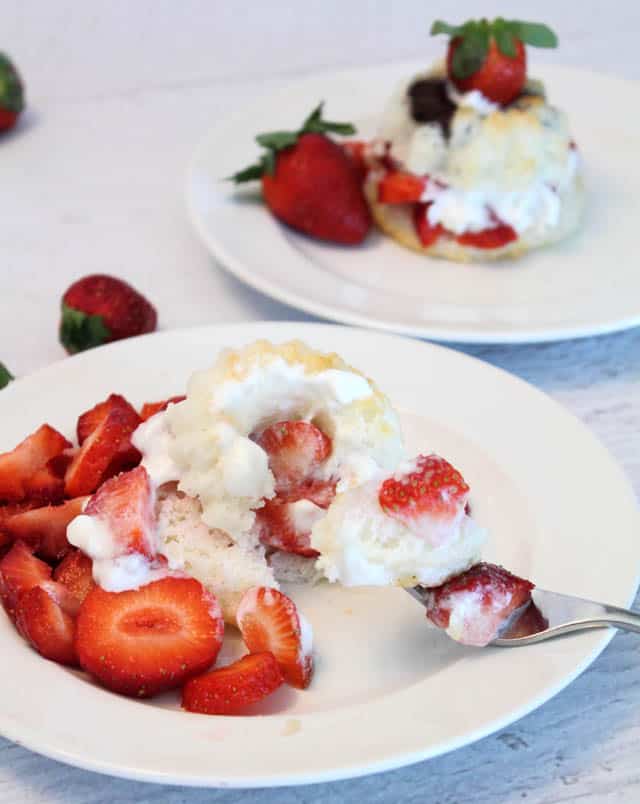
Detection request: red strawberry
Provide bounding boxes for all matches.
[76,576,224,698]
[53,549,95,604]
[432,18,558,106]
[456,223,517,249]
[15,581,80,666]
[2,497,88,562]
[0,425,71,503]
[0,541,51,618]
[236,586,313,689]
[65,405,141,497]
[379,454,470,544]
[60,274,157,354]
[254,499,321,558]
[424,562,534,646]
[0,53,24,134]
[341,140,368,184]
[83,466,155,558]
[182,652,283,715]
[139,395,186,422]
[231,104,371,245]
[378,171,426,204]
[413,203,444,248]
[254,420,332,501]
[77,393,141,477]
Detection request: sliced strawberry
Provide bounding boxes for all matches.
[0,425,71,503]
[413,202,445,247]
[182,652,283,715]
[0,541,51,618]
[15,581,80,666]
[254,499,321,558]
[76,576,224,698]
[254,420,332,501]
[456,223,517,249]
[2,497,88,561]
[53,549,95,604]
[139,395,186,422]
[22,464,65,505]
[65,406,140,498]
[83,466,155,558]
[304,479,337,509]
[236,586,313,689]
[379,454,470,544]
[378,171,426,204]
[424,562,534,646]
[77,393,140,444]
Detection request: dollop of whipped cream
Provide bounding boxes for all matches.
[311,471,486,587]
[135,340,404,545]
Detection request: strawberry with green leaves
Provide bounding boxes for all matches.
[0,53,24,133]
[231,103,371,245]
[60,275,157,354]
[431,18,558,105]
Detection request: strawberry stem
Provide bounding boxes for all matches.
[59,304,111,354]
[0,362,13,389]
[229,102,357,183]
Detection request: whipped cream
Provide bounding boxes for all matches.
[158,342,403,543]
[438,587,511,646]
[67,512,166,592]
[288,499,325,534]
[446,83,498,116]
[311,473,486,587]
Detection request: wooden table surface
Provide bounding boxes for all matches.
[2,1,639,801]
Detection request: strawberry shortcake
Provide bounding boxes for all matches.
[358,17,584,261]
[0,338,532,713]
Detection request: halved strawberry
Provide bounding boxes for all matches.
[83,466,155,558]
[413,203,445,248]
[379,454,470,543]
[0,541,51,618]
[236,586,313,689]
[254,421,332,501]
[424,562,534,646]
[65,406,140,497]
[77,393,140,444]
[182,652,283,715]
[139,395,186,422]
[378,171,426,204]
[254,499,321,558]
[0,425,71,503]
[53,549,95,604]
[15,580,80,666]
[456,223,517,249]
[76,576,224,698]
[2,497,88,561]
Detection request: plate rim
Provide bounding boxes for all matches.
[185,62,640,345]
[0,321,638,787]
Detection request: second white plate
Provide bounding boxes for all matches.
[187,62,640,343]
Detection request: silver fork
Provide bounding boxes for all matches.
[407,586,640,646]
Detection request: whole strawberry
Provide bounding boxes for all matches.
[230,103,371,244]
[60,275,157,354]
[431,18,558,106]
[0,53,25,133]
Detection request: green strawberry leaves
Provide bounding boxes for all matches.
[230,102,356,183]
[0,52,24,113]
[431,17,558,79]
[59,303,111,354]
[0,362,13,390]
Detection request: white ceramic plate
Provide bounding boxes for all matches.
[187,63,640,344]
[0,322,638,787]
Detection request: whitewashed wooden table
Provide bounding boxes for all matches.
[2,1,639,801]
